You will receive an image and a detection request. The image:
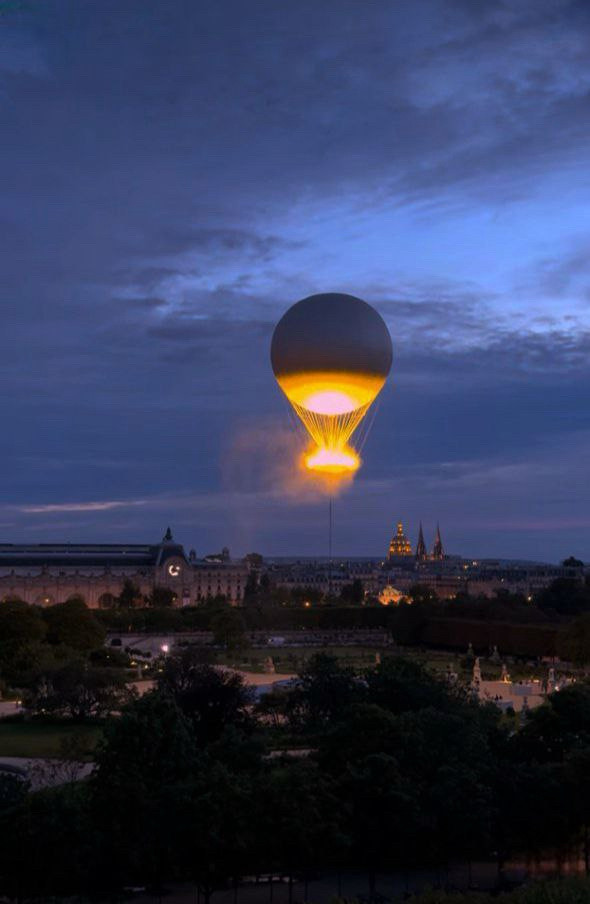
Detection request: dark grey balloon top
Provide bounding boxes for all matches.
[271,293,393,377]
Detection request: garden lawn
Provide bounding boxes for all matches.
[0,721,102,759]
[224,645,391,673]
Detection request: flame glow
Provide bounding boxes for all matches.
[277,371,385,413]
[276,370,385,481]
[303,389,359,416]
[304,446,360,474]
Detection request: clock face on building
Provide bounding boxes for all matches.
[167,563,181,577]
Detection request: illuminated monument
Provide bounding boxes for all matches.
[271,293,393,476]
[387,521,445,562]
[388,522,412,558]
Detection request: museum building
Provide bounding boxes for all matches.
[0,529,248,607]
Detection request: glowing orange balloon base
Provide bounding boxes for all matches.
[304,445,360,475]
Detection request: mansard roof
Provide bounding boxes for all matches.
[0,539,189,569]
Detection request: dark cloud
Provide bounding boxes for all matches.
[529,243,590,297]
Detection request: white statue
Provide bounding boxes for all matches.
[472,657,482,685]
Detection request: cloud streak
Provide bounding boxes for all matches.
[16,500,150,514]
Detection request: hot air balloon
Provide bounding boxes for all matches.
[271,293,392,475]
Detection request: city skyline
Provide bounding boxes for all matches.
[3,1,590,560]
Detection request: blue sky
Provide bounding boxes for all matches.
[2,0,590,561]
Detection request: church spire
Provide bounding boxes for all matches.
[432,522,444,560]
[415,522,427,560]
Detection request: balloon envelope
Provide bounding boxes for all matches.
[271,292,393,380]
[271,293,393,474]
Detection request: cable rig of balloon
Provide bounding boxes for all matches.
[270,292,392,488]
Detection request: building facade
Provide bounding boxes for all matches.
[0,529,249,607]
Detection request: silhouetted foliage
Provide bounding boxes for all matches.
[25,660,130,720]
[558,613,590,665]
[42,598,105,650]
[157,651,255,745]
[340,578,365,604]
[147,585,177,607]
[563,556,584,568]
[117,578,143,608]
[537,577,590,615]
[7,652,590,900]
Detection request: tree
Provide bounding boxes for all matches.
[365,655,457,715]
[340,579,365,604]
[496,760,577,869]
[290,653,361,732]
[117,578,142,608]
[2,639,72,690]
[342,752,418,890]
[562,748,590,872]
[157,654,255,746]
[26,661,131,720]
[91,690,198,893]
[210,606,247,652]
[558,614,590,666]
[43,598,105,651]
[242,572,259,604]
[0,782,97,901]
[0,773,28,811]
[94,689,197,795]
[389,599,430,644]
[511,682,590,764]
[318,702,400,773]
[178,765,255,904]
[253,761,345,885]
[147,586,177,607]
[290,584,324,605]
[408,583,437,604]
[563,556,584,568]
[537,578,590,615]
[0,600,46,668]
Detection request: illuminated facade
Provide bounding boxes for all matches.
[0,529,248,608]
[388,522,412,558]
[387,521,446,562]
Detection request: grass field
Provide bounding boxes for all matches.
[0,722,102,759]
[223,645,391,673]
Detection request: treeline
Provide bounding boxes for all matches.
[421,618,559,657]
[96,600,401,632]
[0,599,130,716]
[96,598,569,659]
[411,878,590,902]
[4,653,590,899]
